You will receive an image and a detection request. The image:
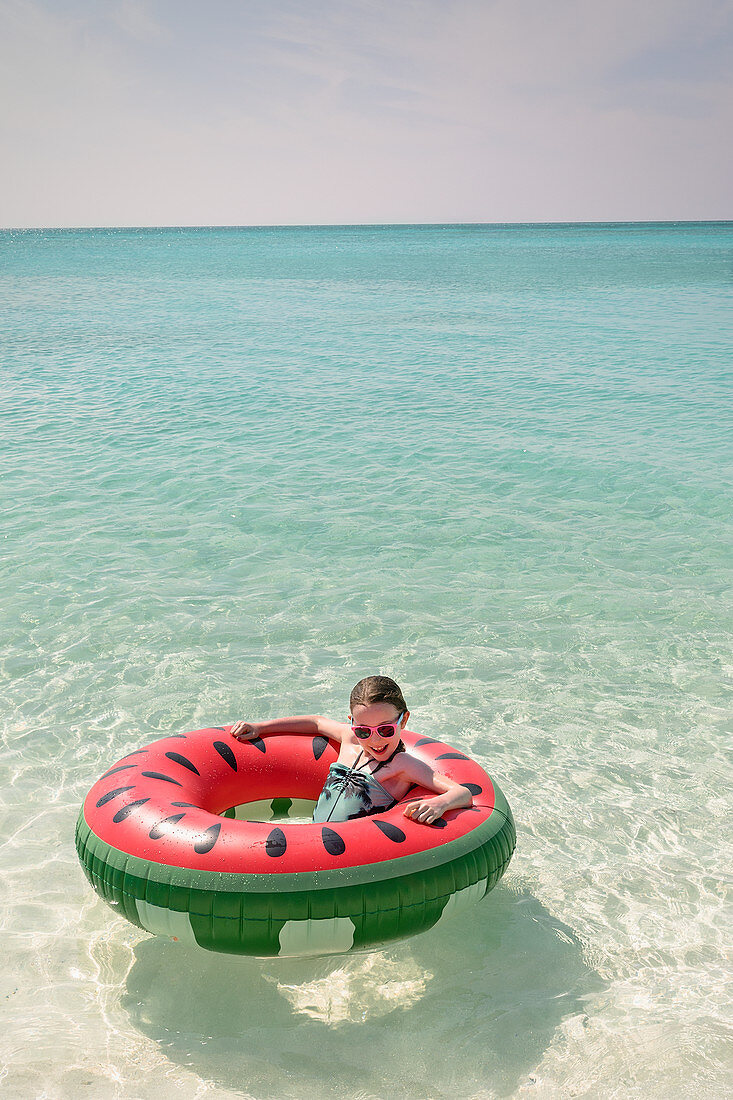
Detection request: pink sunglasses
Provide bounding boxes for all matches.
[350,712,405,740]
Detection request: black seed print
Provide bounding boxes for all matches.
[165,751,200,775]
[312,736,329,760]
[112,798,150,822]
[213,726,227,732]
[373,820,406,843]
[414,737,439,747]
[149,813,186,839]
[170,801,198,808]
[166,734,187,739]
[213,741,238,771]
[322,827,346,856]
[100,765,135,779]
[194,823,221,855]
[140,772,183,786]
[462,782,483,795]
[248,737,266,754]
[437,752,469,761]
[96,786,135,808]
[431,818,448,828]
[121,749,148,759]
[265,828,287,857]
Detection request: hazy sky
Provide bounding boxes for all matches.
[2,0,732,226]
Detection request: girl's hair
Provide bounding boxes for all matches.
[349,675,408,714]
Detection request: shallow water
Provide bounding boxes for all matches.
[1,223,731,1097]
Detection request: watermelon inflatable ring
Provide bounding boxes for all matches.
[76,725,515,957]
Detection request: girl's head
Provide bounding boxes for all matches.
[349,676,409,759]
[349,675,407,715]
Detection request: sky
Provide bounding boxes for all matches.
[1,0,732,227]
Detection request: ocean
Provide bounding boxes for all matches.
[1,222,731,1098]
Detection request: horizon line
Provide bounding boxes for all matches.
[2,218,732,233]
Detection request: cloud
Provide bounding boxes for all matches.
[107,0,169,43]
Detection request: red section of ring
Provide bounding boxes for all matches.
[83,726,497,874]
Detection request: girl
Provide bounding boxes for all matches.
[230,675,472,825]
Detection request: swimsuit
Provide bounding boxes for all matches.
[312,742,405,823]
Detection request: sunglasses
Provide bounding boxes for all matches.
[350,712,405,740]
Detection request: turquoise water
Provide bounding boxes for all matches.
[1,223,731,1098]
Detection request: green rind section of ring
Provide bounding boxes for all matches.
[77,792,511,894]
[76,805,516,956]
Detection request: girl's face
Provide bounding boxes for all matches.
[349,702,407,760]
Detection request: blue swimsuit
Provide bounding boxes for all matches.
[312,743,405,823]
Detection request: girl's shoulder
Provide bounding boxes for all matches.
[381,745,434,781]
[376,741,412,773]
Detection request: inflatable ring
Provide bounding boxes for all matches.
[76,725,515,957]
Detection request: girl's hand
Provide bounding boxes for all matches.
[402,797,446,825]
[230,720,259,740]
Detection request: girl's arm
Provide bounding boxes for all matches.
[230,715,347,742]
[397,757,473,825]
